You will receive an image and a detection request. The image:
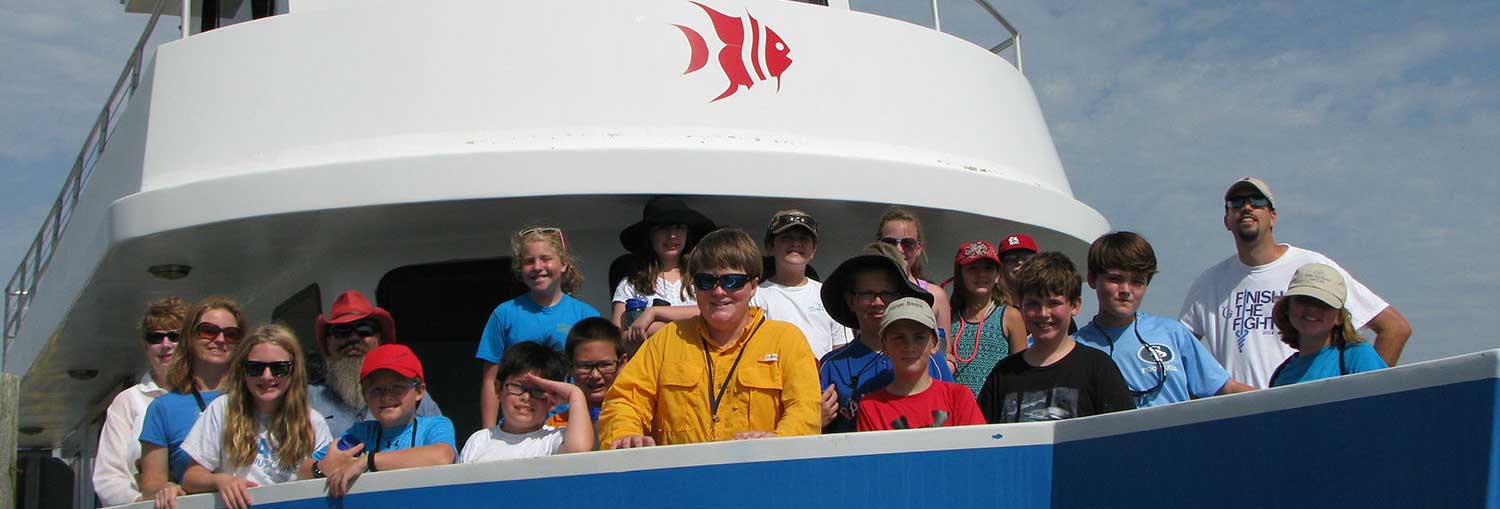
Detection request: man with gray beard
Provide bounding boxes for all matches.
[308,290,444,436]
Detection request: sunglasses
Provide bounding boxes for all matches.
[144,331,179,345]
[517,226,567,253]
[327,322,380,339]
[243,360,294,378]
[1000,251,1035,265]
[1225,196,1272,209]
[692,273,754,292]
[850,290,902,303]
[880,237,920,250]
[195,322,244,342]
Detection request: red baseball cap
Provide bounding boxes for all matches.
[360,344,424,381]
[998,234,1039,255]
[954,240,1001,266]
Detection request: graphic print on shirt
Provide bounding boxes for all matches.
[999,387,1079,422]
[1130,343,1180,376]
[253,437,296,483]
[1221,289,1282,352]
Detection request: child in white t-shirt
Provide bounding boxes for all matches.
[177,325,331,509]
[459,342,593,463]
[750,209,851,359]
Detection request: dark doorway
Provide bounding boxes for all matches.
[376,258,526,448]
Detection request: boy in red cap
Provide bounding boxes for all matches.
[310,344,456,498]
[309,290,444,439]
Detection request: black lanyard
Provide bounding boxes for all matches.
[700,317,765,424]
[191,387,207,412]
[1089,315,1167,398]
[372,417,418,453]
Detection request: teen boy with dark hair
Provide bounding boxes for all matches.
[977,252,1134,423]
[1074,232,1254,409]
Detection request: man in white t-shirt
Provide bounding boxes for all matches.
[750,209,852,359]
[1179,177,1413,388]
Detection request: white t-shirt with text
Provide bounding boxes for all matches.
[181,397,333,486]
[751,278,852,359]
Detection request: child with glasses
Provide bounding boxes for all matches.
[599,228,820,449]
[544,318,626,445]
[876,208,951,340]
[461,342,594,462]
[140,296,245,506]
[310,344,456,498]
[1075,232,1253,408]
[476,226,600,429]
[977,253,1135,423]
[857,298,985,431]
[94,297,186,506]
[171,324,332,509]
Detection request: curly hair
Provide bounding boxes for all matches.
[512,226,584,295]
[140,297,188,336]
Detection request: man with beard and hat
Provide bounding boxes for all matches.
[308,290,444,437]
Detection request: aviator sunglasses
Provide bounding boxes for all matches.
[1225,195,1272,210]
[242,360,294,378]
[143,331,179,345]
[879,237,920,250]
[195,322,244,342]
[691,273,754,292]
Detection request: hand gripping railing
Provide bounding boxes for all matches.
[1,0,170,362]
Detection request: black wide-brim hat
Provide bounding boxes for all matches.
[820,242,935,329]
[619,196,717,255]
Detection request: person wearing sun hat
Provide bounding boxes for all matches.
[816,242,953,433]
[609,196,719,349]
[307,290,443,443]
[1267,263,1388,387]
[1179,177,1411,388]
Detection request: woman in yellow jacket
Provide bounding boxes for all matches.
[600,228,822,448]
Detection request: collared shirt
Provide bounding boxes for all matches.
[93,374,167,505]
[599,308,821,447]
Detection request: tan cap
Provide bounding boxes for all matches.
[1286,263,1346,309]
[880,297,937,336]
[1225,177,1276,209]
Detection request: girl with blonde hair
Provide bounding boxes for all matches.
[876,207,951,339]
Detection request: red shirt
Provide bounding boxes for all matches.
[856,380,985,431]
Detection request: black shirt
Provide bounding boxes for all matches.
[977,342,1135,423]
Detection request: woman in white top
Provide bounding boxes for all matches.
[93,298,187,506]
[167,324,331,509]
[610,196,716,349]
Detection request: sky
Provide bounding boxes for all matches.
[2,0,1496,364]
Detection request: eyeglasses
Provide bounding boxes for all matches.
[1000,251,1034,265]
[501,382,549,399]
[195,322,244,342]
[364,381,421,399]
[1225,195,1272,210]
[144,331,179,345]
[692,273,754,292]
[850,290,902,303]
[517,226,567,253]
[242,360,294,378]
[573,360,621,376]
[879,237,920,250]
[327,322,380,339]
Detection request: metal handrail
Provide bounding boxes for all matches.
[946,0,1023,73]
[1,0,169,360]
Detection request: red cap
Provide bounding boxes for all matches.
[998,234,1039,255]
[360,344,424,381]
[315,290,397,356]
[954,240,1000,266]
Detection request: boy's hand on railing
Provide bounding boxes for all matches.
[610,435,656,449]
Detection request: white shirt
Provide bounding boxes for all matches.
[1179,244,1389,388]
[181,397,332,486]
[612,276,694,306]
[750,278,852,359]
[93,376,167,506]
[458,425,565,463]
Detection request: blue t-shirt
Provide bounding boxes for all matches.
[1270,343,1387,387]
[1075,314,1231,408]
[475,294,600,362]
[139,390,223,482]
[313,415,457,460]
[818,340,953,433]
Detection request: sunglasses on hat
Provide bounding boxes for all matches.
[196,322,244,342]
[144,331,179,345]
[692,273,754,292]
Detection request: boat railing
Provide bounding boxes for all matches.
[838,0,1022,73]
[1,0,169,357]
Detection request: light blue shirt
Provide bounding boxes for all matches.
[475,294,600,362]
[1270,342,1387,387]
[307,383,444,442]
[314,415,457,460]
[1075,314,1231,408]
[139,390,222,482]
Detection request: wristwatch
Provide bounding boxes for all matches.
[310,460,326,479]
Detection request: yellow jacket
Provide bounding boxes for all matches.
[599,308,821,447]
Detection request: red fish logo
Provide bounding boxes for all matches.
[674,2,792,102]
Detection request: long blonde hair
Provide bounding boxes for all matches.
[164,296,246,393]
[221,324,317,470]
[1273,299,1364,349]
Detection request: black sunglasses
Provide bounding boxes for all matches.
[1225,196,1272,209]
[195,322,244,342]
[243,360,295,378]
[327,323,380,339]
[692,273,754,292]
[144,331,179,345]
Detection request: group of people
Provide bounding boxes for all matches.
[92,178,1412,508]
